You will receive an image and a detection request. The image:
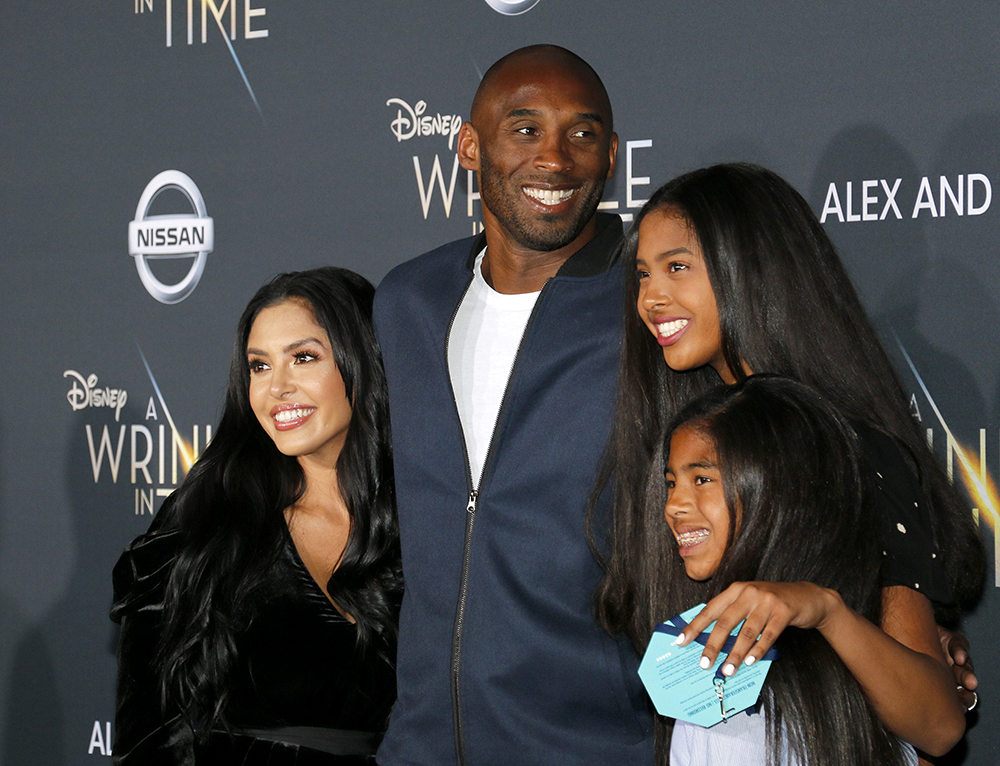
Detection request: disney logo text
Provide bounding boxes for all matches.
[386,98,463,150]
[64,370,128,422]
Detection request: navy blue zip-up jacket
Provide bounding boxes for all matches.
[373,214,653,766]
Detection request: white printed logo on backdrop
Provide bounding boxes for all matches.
[128,170,215,304]
[132,0,268,117]
[385,98,469,223]
[818,173,993,223]
[384,96,656,231]
[63,354,212,517]
[483,0,542,15]
[64,371,128,422]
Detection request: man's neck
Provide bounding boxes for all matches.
[480,215,598,294]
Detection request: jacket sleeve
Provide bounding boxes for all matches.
[110,504,195,766]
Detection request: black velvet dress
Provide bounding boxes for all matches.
[110,502,397,765]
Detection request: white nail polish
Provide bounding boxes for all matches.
[722,663,735,676]
[744,655,756,666]
[699,656,711,670]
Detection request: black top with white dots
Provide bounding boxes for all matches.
[856,423,952,606]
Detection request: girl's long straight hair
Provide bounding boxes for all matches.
[151,267,401,735]
[662,376,912,766]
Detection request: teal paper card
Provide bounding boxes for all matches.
[638,603,776,728]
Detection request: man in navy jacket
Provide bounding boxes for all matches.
[374,45,654,765]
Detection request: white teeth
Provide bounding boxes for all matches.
[677,529,710,547]
[274,407,315,423]
[656,319,688,337]
[523,187,576,206]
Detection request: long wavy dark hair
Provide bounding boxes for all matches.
[661,375,911,766]
[153,267,401,735]
[593,163,984,656]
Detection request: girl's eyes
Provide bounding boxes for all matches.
[635,263,688,279]
[248,359,268,374]
[665,476,713,489]
[293,351,318,364]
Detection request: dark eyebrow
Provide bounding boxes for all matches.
[685,460,718,470]
[666,459,719,476]
[246,338,326,357]
[504,108,605,124]
[653,247,692,262]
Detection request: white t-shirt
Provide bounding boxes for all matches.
[670,714,918,765]
[447,249,541,488]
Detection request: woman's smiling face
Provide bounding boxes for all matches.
[246,298,352,469]
[635,210,734,384]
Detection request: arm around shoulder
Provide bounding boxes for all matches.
[817,585,966,757]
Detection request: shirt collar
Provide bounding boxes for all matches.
[464,213,624,278]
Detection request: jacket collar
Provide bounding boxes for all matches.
[464,213,624,278]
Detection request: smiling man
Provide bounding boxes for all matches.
[373,46,653,765]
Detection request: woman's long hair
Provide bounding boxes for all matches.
[661,376,911,766]
[593,163,984,654]
[153,267,401,735]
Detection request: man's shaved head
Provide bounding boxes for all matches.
[456,44,618,266]
[470,45,613,133]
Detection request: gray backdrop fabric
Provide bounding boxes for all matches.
[1,1,998,762]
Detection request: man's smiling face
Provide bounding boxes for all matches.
[463,50,617,253]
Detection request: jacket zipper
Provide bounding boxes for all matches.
[446,272,552,766]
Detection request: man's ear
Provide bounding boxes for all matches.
[457,122,480,171]
[606,132,619,179]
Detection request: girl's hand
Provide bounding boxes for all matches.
[676,583,965,755]
[938,626,979,711]
[675,581,843,676]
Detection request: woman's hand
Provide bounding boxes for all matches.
[674,581,840,676]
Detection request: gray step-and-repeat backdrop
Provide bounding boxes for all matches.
[1,1,998,763]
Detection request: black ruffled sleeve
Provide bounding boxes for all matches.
[856,424,953,607]
[110,499,195,765]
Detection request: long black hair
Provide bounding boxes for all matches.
[661,375,911,766]
[594,163,983,651]
[153,267,400,735]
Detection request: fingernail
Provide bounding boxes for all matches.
[674,633,686,646]
[699,656,711,670]
[722,663,735,676]
[744,655,756,666]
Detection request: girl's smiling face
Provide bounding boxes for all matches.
[635,210,735,384]
[664,424,732,581]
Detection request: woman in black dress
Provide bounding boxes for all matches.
[111,267,401,764]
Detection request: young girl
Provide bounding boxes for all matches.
[660,375,960,765]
